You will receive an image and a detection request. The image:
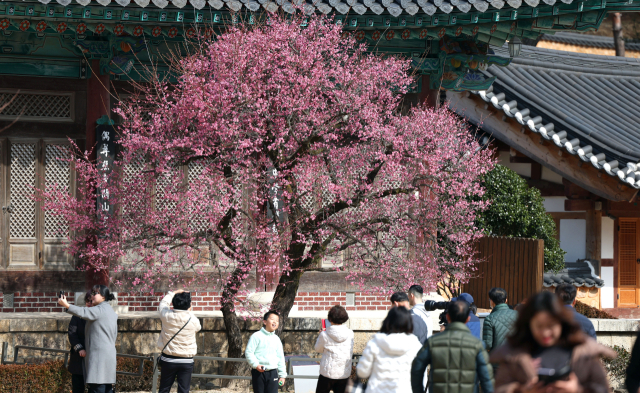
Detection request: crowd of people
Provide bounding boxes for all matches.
[57,284,640,393]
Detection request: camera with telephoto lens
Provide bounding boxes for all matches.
[424,300,450,311]
[424,300,450,326]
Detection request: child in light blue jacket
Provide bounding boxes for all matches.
[245,310,287,393]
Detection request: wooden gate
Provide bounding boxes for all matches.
[464,236,544,310]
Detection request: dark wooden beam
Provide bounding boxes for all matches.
[585,209,602,261]
[447,92,637,202]
[548,212,587,220]
[563,178,591,199]
[565,199,595,211]
[526,178,564,196]
[605,200,640,212]
[531,162,542,180]
[510,156,536,163]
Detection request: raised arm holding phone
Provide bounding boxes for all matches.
[58,285,118,393]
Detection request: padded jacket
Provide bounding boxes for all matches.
[315,324,354,379]
[483,304,518,352]
[357,332,422,393]
[157,292,202,358]
[411,322,494,393]
[490,339,616,393]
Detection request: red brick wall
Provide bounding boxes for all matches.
[0,291,389,312]
[0,292,76,313]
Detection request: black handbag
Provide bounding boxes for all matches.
[153,316,192,374]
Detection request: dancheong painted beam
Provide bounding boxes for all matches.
[0,0,638,90]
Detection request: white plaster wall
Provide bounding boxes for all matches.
[601,217,614,259]
[560,219,586,262]
[601,266,614,309]
[541,167,563,184]
[498,151,531,177]
[543,196,567,212]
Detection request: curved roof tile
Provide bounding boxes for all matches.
[542,260,605,288]
[469,45,640,190]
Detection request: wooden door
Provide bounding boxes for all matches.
[2,138,74,270]
[6,139,39,269]
[618,218,640,307]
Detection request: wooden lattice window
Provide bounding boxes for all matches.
[9,142,37,239]
[0,90,74,122]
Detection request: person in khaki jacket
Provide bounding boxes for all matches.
[157,289,202,393]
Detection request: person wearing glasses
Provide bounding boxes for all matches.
[59,285,118,393]
[157,289,202,393]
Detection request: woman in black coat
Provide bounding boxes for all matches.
[68,291,92,393]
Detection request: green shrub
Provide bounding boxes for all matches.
[477,165,566,272]
[603,345,631,380]
[0,357,153,393]
[575,301,617,319]
[115,356,154,392]
[0,360,70,393]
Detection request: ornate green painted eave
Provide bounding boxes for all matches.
[0,0,636,89]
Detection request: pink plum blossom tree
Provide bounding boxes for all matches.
[41,13,494,381]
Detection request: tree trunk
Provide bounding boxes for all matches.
[220,300,251,388]
[270,269,305,336]
[613,13,625,57]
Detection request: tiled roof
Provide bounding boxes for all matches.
[543,260,605,288]
[540,31,640,52]
[470,45,640,189]
[28,0,589,15]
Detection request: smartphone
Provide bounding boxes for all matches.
[538,367,571,385]
[58,291,64,299]
[322,319,331,331]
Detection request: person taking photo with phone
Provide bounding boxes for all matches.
[157,289,202,393]
[489,291,615,393]
[58,285,118,393]
[245,310,287,393]
[314,305,354,393]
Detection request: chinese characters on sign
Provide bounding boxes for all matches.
[96,123,117,224]
[266,166,286,234]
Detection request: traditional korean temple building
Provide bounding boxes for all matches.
[448,44,640,314]
[1,0,640,313]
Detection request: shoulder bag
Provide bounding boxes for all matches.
[153,316,192,374]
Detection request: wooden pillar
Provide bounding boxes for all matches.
[86,60,111,160]
[419,75,440,109]
[86,60,111,288]
[585,208,602,261]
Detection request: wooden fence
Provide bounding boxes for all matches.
[464,236,544,310]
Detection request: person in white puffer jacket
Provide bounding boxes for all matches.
[315,305,354,393]
[356,306,421,393]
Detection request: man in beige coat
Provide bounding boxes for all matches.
[157,289,202,393]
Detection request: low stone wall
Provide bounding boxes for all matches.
[0,314,638,384]
[0,313,385,379]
